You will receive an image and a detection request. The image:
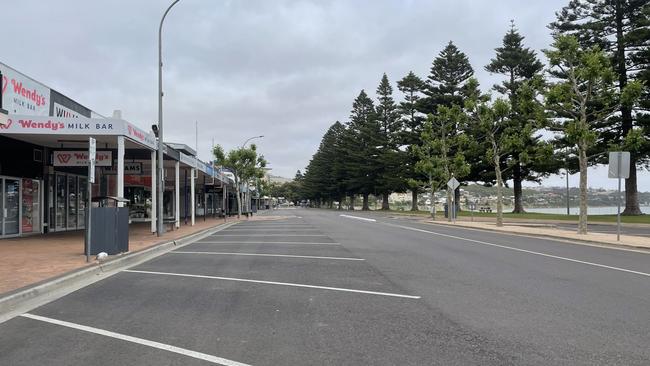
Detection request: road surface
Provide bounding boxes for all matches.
[0,208,648,365]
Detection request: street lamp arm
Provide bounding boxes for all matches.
[241,135,264,148]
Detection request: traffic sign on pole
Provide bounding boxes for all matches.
[447,177,460,190]
[86,137,96,262]
[88,137,96,184]
[608,151,630,179]
[608,151,629,241]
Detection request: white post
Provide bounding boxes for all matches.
[616,152,622,241]
[151,150,157,233]
[175,161,180,228]
[190,168,196,226]
[117,135,125,207]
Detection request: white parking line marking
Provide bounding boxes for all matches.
[339,214,377,222]
[170,251,365,261]
[211,234,328,237]
[196,241,341,245]
[222,229,321,231]
[123,270,420,299]
[20,313,250,366]
[386,223,650,278]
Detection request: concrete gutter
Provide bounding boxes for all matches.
[0,221,238,324]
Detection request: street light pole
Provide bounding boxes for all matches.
[157,0,181,236]
[240,135,263,214]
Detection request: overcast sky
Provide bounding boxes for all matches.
[3,0,648,191]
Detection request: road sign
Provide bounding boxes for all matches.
[608,151,630,242]
[447,177,460,190]
[608,151,630,179]
[88,137,96,183]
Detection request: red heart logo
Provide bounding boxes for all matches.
[57,154,71,164]
[2,75,7,95]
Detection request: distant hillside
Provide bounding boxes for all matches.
[460,184,650,207]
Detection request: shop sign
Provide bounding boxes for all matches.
[53,150,112,166]
[125,122,157,150]
[1,114,158,150]
[1,63,50,116]
[1,115,119,133]
[53,102,84,119]
[179,152,197,167]
[104,162,143,175]
[124,175,152,186]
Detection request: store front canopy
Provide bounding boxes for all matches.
[0,114,157,150]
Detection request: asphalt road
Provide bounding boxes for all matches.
[0,209,648,365]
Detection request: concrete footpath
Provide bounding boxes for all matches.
[423,218,650,250]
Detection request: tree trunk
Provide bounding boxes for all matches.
[623,159,642,215]
[362,193,370,211]
[512,163,525,213]
[338,196,343,210]
[235,185,242,219]
[494,149,504,227]
[349,194,355,210]
[381,192,390,210]
[578,143,588,234]
[410,189,418,211]
[454,187,461,212]
[613,0,641,216]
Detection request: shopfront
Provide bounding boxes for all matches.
[49,172,87,232]
[0,176,42,237]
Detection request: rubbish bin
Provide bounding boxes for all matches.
[86,196,130,255]
[443,203,448,218]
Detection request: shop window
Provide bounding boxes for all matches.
[33,149,43,163]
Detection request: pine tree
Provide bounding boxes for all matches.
[485,22,555,213]
[418,41,477,115]
[418,41,480,210]
[397,71,427,211]
[375,73,404,210]
[550,0,650,215]
[344,90,381,210]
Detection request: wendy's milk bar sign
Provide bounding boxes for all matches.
[53,151,112,166]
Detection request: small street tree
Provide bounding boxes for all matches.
[544,35,618,234]
[467,97,512,227]
[415,106,470,221]
[550,0,650,215]
[213,144,267,218]
[412,117,444,219]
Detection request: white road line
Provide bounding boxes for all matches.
[170,251,364,261]
[196,241,341,245]
[211,234,328,237]
[339,214,377,222]
[123,270,420,299]
[386,223,650,278]
[20,313,250,366]
[222,229,321,231]
[231,225,315,227]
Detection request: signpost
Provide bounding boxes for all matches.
[447,177,460,223]
[86,137,96,262]
[608,151,630,241]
